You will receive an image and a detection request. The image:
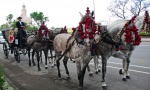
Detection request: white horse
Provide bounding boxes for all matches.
[53,8,100,90]
[91,11,150,88]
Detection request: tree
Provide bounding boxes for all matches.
[10,20,17,29]
[30,12,49,27]
[108,0,150,19]
[6,14,13,26]
[0,24,8,30]
[50,26,55,30]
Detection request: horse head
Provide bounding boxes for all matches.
[72,7,99,46]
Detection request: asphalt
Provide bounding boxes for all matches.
[141,37,150,42]
[0,37,150,90]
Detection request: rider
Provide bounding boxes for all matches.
[16,17,27,38]
[38,21,49,40]
[60,26,68,33]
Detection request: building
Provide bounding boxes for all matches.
[20,4,32,25]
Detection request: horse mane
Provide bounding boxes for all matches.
[107,19,129,33]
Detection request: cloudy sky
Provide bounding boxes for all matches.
[0,0,113,28]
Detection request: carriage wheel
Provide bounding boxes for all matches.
[3,43,9,59]
[14,48,20,63]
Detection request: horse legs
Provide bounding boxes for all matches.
[40,51,42,63]
[44,49,48,69]
[86,65,93,76]
[125,52,132,79]
[48,49,52,63]
[55,52,61,79]
[36,51,41,71]
[32,49,36,66]
[27,48,31,66]
[50,49,56,67]
[94,56,101,74]
[101,56,107,89]
[63,56,70,78]
[76,60,87,90]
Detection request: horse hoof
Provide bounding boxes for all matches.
[95,71,98,74]
[66,76,70,79]
[102,86,107,89]
[29,64,31,67]
[33,63,36,66]
[45,67,48,69]
[98,70,101,72]
[119,69,123,75]
[59,78,62,80]
[122,78,127,81]
[89,73,93,76]
[73,61,75,63]
[38,68,41,71]
[79,86,85,90]
[126,76,131,79]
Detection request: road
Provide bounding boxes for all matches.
[0,42,150,90]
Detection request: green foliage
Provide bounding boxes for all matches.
[0,24,9,31]
[6,14,13,26]
[140,31,149,36]
[30,12,49,26]
[0,64,8,90]
[10,20,17,29]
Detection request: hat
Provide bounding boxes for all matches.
[17,17,22,19]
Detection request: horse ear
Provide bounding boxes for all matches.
[79,12,83,17]
[91,11,94,17]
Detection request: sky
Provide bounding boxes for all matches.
[0,0,113,28]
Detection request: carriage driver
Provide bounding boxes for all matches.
[16,17,27,38]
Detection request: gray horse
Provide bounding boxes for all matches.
[53,7,100,90]
[89,12,150,88]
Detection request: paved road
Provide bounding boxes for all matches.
[0,42,150,90]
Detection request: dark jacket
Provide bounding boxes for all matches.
[16,21,25,30]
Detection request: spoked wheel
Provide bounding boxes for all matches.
[14,47,20,63]
[3,43,9,59]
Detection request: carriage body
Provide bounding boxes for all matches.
[1,28,27,62]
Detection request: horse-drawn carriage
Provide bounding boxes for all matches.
[1,28,27,63]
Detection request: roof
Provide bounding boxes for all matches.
[1,28,12,31]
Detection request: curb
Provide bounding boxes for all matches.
[4,73,19,90]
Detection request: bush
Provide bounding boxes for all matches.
[0,64,8,90]
[140,31,149,36]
